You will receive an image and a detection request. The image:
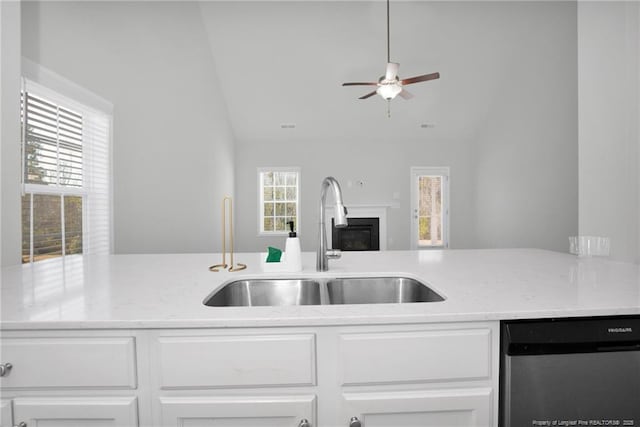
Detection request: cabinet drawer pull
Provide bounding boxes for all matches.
[298,419,311,427]
[0,362,12,376]
[349,417,362,427]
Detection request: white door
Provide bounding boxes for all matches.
[12,396,138,427]
[0,400,12,427]
[410,167,449,249]
[341,388,493,427]
[160,395,315,427]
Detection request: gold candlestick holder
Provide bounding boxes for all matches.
[209,196,246,272]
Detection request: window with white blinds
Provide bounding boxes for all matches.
[21,79,111,263]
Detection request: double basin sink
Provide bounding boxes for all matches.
[203,276,445,307]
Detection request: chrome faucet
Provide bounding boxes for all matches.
[317,176,348,271]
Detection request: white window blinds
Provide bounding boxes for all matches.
[21,78,111,261]
[23,91,84,188]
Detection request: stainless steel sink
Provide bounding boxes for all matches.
[203,279,322,307]
[326,277,445,304]
[204,276,444,307]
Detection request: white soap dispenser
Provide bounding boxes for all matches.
[285,221,302,272]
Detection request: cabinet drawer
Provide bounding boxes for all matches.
[13,396,138,427]
[157,334,316,389]
[0,337,137,389]
[341,387,493,426]
[160,395,316,427]
[339,328,492,385]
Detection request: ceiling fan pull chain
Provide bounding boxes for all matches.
[387,100,391,118]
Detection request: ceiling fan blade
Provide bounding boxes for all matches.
[385,62,399,81]
[358,90,378,100]
[398,89,414,100]
[401,72,440,85]
[343,82,378,86]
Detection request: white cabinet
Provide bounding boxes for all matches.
[0,336,137,389]
[341,388,493,427]
[337,328,492,385]
[152,323,498,427]
[332,324,497,427]
[12,397,138,427]
[157,334,316,389]
[1,321,499,427]
[0,332,140,427]
[160,395,316,427]
[0,400,12,427]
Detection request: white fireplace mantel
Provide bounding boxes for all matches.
[324,204,390,250]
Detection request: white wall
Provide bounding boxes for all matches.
[0,1,22,267]
[473,1,579,252]
[234,136,476,252]
[20,1,236,254]
[233,2,579,253]
[578,1,640,263]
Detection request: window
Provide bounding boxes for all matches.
[258,168,300,234]
[410,167,449,249]
[21,79,111,263]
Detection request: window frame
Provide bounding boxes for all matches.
[410,166,450,250]
[257,167,301,236]
[21,59,113,263]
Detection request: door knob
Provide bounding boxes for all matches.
[0,363,12,376]
[14,422,27,427]
[298,419,311,427]
[349,417,362,427]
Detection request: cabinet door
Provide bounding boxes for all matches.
[0,400,12,427]
[341,388,493,427]
[12,396,138,427]
[160,395,316,427]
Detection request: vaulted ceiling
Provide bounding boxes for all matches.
[198,1,574,143]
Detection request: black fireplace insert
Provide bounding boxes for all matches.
[331,217,380,251]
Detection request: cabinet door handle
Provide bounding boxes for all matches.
[0,362,12,376]
[349,417,362,427]
[298,419,311,427]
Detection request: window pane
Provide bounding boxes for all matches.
[264,186,274,201]
[263,172,273,185]
[418,176,434,216]
[21,195,31,263]
[64,196,83,255]
[419,217,431,241]
[417,175,443,247]
[285,187,296,200]
[260,170,299,233]
[33,194,62,262]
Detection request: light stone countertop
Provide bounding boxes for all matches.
[1,249,639,330]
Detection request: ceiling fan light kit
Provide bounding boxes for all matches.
[342,0,440,113]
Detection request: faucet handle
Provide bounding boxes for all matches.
[326,249,342,260]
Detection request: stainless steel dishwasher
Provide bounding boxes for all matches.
[500,316,640,427]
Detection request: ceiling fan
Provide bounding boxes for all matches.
[342,0,440,104]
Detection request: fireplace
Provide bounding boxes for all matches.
[331,217,380,251]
